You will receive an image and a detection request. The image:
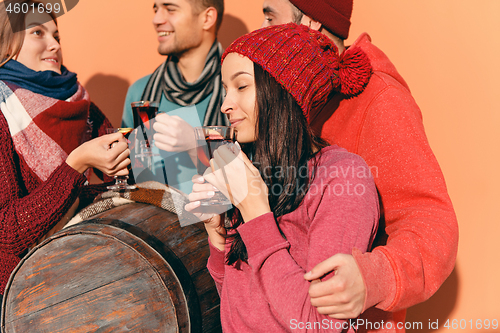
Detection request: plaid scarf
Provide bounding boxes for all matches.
[142,40,229,126]
[66,181,199,228]
[0,81,91,182]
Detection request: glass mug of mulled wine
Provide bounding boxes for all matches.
[131,101,160,158]
[194,126,235,207]
[106,127,137,191]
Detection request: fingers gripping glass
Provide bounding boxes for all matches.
[194,126,235,207]
[106,128,136,191]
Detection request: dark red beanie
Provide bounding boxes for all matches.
[222,23,371,121]
[289,0,353,39]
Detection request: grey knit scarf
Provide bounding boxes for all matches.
[141,40,229,126]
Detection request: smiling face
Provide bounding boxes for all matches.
[153,0,205,56]
[15,12,62,74]
[221,53,257,143]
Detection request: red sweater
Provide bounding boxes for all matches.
[207,146,379,332]
[0,104,111,294]
[309,33,458,329]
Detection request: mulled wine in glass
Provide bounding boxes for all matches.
[194,126,235,206]
[131,101,160,157]
[106,128,136,191]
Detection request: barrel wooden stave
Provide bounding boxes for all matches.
[4,228,178,333]
[2,203,221,332]
[92,204,219,331]
[93,203,220,329]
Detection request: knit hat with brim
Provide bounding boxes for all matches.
[289,0,353,39]
[222,23,371,121]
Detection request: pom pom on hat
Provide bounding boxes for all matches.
[222,23,372,120]
[338,47,372,96]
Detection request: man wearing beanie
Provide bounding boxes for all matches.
[262,0,458,330]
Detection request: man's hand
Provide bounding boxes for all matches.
[304,253,366,319]
[153,113,196,152]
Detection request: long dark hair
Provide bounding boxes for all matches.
[223,63,328,265]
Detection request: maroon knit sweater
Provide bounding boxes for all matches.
[0,104,111,294]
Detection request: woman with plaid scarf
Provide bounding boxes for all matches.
[0,1,130,298]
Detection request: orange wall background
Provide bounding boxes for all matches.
[54,0,499,331]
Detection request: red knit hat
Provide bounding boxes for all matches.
[222,23,371,121]
[289,0,353,39]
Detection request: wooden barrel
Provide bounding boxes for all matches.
[1,203,221,333]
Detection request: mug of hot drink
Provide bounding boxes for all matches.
[194,126,235,207]
[131,101,160,157]
[131,101,159,129]
[106,127,136,191]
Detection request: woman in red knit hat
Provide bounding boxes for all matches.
[186,23,377,332]
[0,0,130,304]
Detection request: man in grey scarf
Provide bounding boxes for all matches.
[122,0,228,194]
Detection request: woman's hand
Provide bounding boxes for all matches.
[185,175,226,250]
[185,175,224,227]
[66,133,130,175]
[204,144,271,222]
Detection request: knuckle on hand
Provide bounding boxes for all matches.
[337,293,351,305]
[336,280,347,292]
[317,307,331,315]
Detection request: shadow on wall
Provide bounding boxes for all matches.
[218,14,250,50]
[85,74,130,127]
[406,266,460,332]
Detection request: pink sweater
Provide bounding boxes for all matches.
[207,146,379,332]
[309,33,459,330]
